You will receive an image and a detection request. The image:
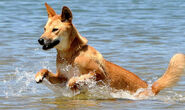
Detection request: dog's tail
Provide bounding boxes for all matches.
[151,53,185,95]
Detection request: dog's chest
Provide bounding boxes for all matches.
[57,63,81,79]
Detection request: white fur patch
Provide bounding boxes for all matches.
[55,34,71,51]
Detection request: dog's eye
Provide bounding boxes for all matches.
[52,28,58,32]
[44,28,46,31]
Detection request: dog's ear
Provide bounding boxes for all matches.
[45,3,56,18]
[61,6,73,22]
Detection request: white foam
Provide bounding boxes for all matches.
[2,68,44,98]
[2,66,185,103]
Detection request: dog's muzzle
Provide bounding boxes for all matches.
[38,38,60,50]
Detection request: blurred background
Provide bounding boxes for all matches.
[0,0,185,109]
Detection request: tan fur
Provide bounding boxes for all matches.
[151,53,185,95]
[35,3,185,97]
[45,3,56,17]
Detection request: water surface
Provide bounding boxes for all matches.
[0,0,185,110]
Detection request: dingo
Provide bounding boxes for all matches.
[35,3,185,97]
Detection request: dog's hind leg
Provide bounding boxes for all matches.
[35,69,67,84]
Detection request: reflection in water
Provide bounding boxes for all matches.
[41,98,100,109]
[40,96,137,110]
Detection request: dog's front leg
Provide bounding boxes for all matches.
[35,69,67,84]
[67,72,96,91]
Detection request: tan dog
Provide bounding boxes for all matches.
[35,3,185,97]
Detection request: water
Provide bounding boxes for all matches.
[0,0,185,109]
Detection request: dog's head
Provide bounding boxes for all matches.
[38,3,87,51]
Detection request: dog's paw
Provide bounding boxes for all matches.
[67,75,93,90]
[67,77,81,90]
[68,77,77,87]
[35,69,48,83]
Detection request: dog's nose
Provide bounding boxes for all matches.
[38,38,44,45]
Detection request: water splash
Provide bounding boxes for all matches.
[2,66,185,103]
[2,68,47,98]
[41,74,185,102]
[41,76,154,100]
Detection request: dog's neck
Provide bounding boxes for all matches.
[56,25,87,62]
[57,38,83,59]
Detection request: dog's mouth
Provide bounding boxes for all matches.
[41,39,60,50]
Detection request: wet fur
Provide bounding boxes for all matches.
[35,3,185,97]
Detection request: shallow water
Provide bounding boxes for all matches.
[0,0,185,109]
